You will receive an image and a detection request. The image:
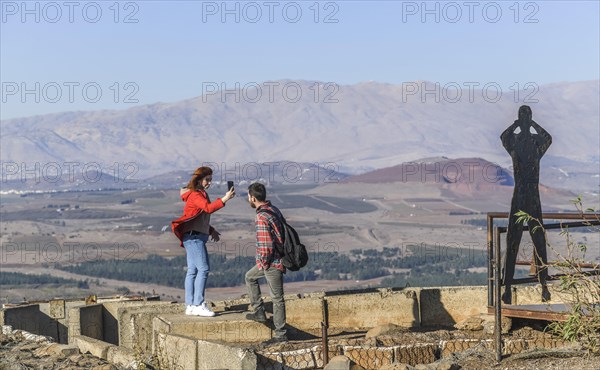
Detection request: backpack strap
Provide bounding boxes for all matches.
[258,208,286,250]
[259,208,286,224]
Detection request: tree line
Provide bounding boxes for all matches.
[0,271,89,289]
[55,245,490,289]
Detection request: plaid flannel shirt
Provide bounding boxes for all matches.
[255,201,285,272]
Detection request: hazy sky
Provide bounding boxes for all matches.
[1,0,599,119]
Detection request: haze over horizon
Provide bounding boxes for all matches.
[1,1,599,119]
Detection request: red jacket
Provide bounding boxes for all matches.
[171,189,225,247]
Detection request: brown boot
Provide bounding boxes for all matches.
[246,309,267,323]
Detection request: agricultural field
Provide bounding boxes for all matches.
[1,181,596,304]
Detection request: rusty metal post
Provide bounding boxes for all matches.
[321,321,329,365]
[487,213,494,307]
[321,298,329,366]
[494,226,503,362]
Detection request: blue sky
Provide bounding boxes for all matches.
[1,0,599,119]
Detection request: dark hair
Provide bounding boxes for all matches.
[187,167,213,191]
[248,182,267,202]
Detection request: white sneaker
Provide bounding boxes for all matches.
[192,303,215,317]
[185,305,194,315]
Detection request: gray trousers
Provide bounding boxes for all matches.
[245,264,287,338]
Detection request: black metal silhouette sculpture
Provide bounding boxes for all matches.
[500,105,552,304]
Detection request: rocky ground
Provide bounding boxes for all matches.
[259,322,600,370]
[0,327,122,370]
[1,323,598,370]
[453,348,600,370]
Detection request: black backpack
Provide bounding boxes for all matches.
[260,209,308,271]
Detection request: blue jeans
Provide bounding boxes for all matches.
[183,233,210,306]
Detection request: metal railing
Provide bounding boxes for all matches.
[487,212,600,361]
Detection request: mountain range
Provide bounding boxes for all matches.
[1,80,598,193]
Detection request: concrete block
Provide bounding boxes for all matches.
[72,335,114,359]
[156,333,198,370]
[49,299,66,319]
[0,304,57,339]
[286,296,324,331]
[153,312,272,344]
[152,316,172,354]
[106,345,139,369]
[68,304,103,342]
[118,301,183,351]
[59,300,95,343]
[394,343,437,366]
[103,300,166,346]
[62,299,122,343]
[343,346,394,370]
[326,291,419,330]
[197,339,257,370]
[419,287,487,327]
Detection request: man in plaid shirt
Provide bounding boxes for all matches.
[245,182,288,344]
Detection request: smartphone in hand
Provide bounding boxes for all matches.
[227,181,234,191]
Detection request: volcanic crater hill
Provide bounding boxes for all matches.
[1,80,598,182]
[345,157,512,186]
[344,157,575,199]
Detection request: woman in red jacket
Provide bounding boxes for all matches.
[172,167,235,316]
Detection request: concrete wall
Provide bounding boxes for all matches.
[417,286,488,327]
[0,304,56,339]
[117,302,184,352]
[102,299,162,346]
[155,333,257,370]
[286,295,324,333]
[1,301,106,344]
[1,296,160,344]
[68,304,103,343]
[5,285,527,349]
[107,285,489,355]
[71,335,138,368]
[67,299,164,345]
[156,333,198,370]
[7,284,574,369]
[325,289,420,330]
[152,313,273,346]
